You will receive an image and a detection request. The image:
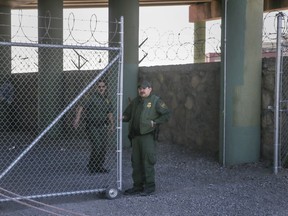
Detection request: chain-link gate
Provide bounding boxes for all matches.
[274,13,288,173]
[0,14,123,201]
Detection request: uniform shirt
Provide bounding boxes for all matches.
[83,92,112,126]
[123,94,170,137]
[0,81,13,104]
[131,98,144,136]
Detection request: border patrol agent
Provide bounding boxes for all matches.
[0,80,14,132]
[122,80,170,196]
[73,80,114,174]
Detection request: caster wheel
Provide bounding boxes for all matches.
[105,188,118,199]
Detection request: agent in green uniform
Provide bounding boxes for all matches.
[73,79,114,174]
[123,80,170,196]
[0,79,14,132]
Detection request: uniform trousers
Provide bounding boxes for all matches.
[86,125,107,171]
[131,133,156,190]
[0,101,10,132]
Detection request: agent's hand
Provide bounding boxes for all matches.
[73,119,80,129]
[108,124,115,134]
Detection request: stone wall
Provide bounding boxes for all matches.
[139,62,221,153]
[9,59,276,159]
[139,58,276,160]
[261,58,275,160]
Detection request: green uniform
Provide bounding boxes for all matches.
[83,92,112,172]
[0,81,13,132]
[123,94,170,191]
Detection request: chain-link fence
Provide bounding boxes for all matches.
[0,13,123,201]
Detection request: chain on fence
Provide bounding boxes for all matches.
[0,12,123,201]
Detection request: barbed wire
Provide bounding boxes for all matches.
[1,10,288,67]
[5,10,120,46]
[262,11,288,52]
[139,23,221,65]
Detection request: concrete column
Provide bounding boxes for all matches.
[219,0,263,165]
[109,0,139,147]
[0,7,12,132]
[38,0,63,134]
[194,21,206,63]
[0,7,11,79]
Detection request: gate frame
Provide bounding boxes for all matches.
[273,12,283,174]
[0,16,124,201]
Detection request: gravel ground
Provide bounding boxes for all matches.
[1,142,288,216]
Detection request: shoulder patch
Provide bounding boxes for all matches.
[159,101,168,109]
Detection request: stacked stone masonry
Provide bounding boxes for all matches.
[6,59,275,161]
[139,58,275,161]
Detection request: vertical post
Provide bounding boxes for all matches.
[222,0,228,166]
[193,21,206,63]
[219,0,263,165]
[117,16,124,191]
[0,8,11,132]
[109,0,139,148]
[274,13,283,174]
[38,0,63,135]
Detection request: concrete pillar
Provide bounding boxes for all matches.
[0,7,12,132]
[109,0,139,147]
[0,7,11,79]
[38,0,63,134]
[219,0,263,165]
[194,21,206,63]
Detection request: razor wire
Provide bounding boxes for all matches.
[0,12,123,202]
[139,23,221,66]
[6,9,284,67]
[138,11,288,66]
[4,9,288,68]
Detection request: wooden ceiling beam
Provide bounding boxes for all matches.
[264,0,288,12]
[189,0,221,22]
[0,0,214,9]
[189,0,288,23]
[1,0,288,18]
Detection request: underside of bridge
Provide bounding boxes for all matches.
[0,0,287,22]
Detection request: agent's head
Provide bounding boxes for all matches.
[137,80,152,98]
[97,80,107,95]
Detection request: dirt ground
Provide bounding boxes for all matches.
[1,142,288,216]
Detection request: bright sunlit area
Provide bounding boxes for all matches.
[10,6,286,71]
[11,6,222,69]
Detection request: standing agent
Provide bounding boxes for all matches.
[73,79,114,174]
[0,79,14,132]
[122,80,170,196]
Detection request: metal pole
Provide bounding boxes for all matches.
[117,16,124,191]
[222,0,228,166]
[274,13,283,174]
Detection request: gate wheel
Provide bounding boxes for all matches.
[105,188,119,199]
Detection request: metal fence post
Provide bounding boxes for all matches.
[274,12,284,174]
